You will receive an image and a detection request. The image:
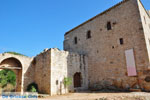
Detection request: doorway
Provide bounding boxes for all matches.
[73,72,81,88]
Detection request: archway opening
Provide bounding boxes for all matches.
[0,57,22,92]
[73,72,81,88]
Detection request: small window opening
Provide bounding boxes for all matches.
[97,50,99,53]
[56,80,59,85]
[120,38,124,45]
[112,22,117,25]
[110,61,113,64]
[107,22,112,30]
[112,46,114,49]
[86,30,91,39]
[74,37,77,44]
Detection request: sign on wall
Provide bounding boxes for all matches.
[125,49,137,76]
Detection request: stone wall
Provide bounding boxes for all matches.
[50,48,88,96]
[32,48,88,96]
[64,0,150,91]
[137,0,150,91]
[67,51,88,91]
[50,49,68,96]
[33,50,51,94]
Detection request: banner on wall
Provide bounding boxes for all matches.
[125,49,137,76]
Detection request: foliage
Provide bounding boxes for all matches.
[30,86,37,92]
[4,51,27,57]
[0,69,16,88]
[27,82,38,92]
[64,77,72,87]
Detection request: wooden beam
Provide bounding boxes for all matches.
[0,66,21,70]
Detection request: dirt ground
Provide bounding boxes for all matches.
[0,91,150,100]
[39,92,150,100]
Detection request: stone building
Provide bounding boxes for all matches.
[0,0,150,96]
[64,0,150,91]
[0,49,88,96]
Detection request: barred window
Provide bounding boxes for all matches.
[86,30,91,39]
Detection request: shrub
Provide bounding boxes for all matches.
[27,82,38,92]
[64,77,72,87]
[4,51,27,57]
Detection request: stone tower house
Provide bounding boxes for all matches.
[0,0,150,96]
[64,0,150,91]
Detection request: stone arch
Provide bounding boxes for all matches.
[0,57,22,92]
[73,72,82,88]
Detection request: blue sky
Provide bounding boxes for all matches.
[0,0,150,57]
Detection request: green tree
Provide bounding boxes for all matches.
[0,69,16,88]
[64,77,72,87]
[64,77,72,93]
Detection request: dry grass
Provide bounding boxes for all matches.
[0,84,15,93]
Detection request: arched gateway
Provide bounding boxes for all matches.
[73,72,82,88]
[0,57,22,92]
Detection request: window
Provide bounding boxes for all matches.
[107,22,112,30]
[56,80,58,85]
[97,50,99,53]
[86,30,91,39]
[74,37,77,44]
[119,38,124,45]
